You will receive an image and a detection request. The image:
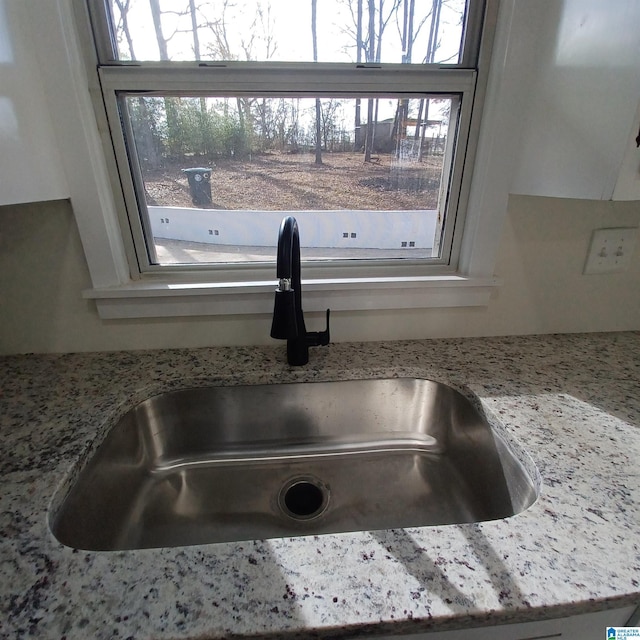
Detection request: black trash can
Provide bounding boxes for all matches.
[182,167,212,206]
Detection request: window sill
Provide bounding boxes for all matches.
[84,275,499,319]
[36,0,517,327]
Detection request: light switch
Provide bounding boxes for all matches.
[584,227,638,274]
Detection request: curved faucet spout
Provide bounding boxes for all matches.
[270,216,330,366]
[275,217,299,282]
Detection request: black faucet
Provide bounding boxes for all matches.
[270,216,330,366]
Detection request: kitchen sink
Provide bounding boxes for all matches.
[50,378,538,551]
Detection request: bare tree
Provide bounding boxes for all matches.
[185,0,210,155]
[363,0,376,162]
[187,0,202,58]
[113,0,161,168]
[202,0,249,133]
[391,0,448,160]
[203,0,284,152]
[147,0,185,158]
[320,99,344,151]
[416,0,443,160]
[391,0,415,156]
[240,3,278,61]
[149,0,170,59]
[338,0,398,161]
[355,0,363,148]
[312,0,323,164]
[113,0,136,59]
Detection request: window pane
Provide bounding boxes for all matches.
[124,95,457,265]
[110,0,466,65]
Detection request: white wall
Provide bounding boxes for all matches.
[0,0,68,205]
[1,195,638,354]
[509,0,640,200]
[149,207,437,250]
[1,0,639,354]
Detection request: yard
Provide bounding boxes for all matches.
[142,151,443,211]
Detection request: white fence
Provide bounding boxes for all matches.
[149,207,437,250]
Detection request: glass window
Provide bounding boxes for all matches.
[87,0,486,275]
[109,0,467,65]
[122,94,457,265]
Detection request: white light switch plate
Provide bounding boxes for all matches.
[584,227,638,274]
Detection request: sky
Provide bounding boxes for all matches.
[111,0,466,65]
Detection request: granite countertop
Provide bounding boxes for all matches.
[1,333,639,639]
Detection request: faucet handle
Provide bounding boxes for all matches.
[306,309,330,347]
[270,289,299,339]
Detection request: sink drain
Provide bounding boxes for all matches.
[278,477,329,521]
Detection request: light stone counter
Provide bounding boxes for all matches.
[1,333,639,639]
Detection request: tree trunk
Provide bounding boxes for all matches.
[354,0,363,150]
[315,99,323,163]
[363,0,376,162]
[149,0,169,59]
[364,98,375,162]
[149,0,181,158]
[417,0,442,161]
[188,0,201,60]
[418,100,430,161]
[311,0,323,164]
[188,0,208,155]
[426,0,442,64]
[392,0,415,158]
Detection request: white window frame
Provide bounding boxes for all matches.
[106,71,471,269]
[27,0,526,320]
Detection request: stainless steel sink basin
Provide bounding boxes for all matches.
[51,378,538,551]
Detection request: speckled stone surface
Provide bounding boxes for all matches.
[1,333,639,639]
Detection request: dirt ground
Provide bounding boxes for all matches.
[142,151,443,210]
